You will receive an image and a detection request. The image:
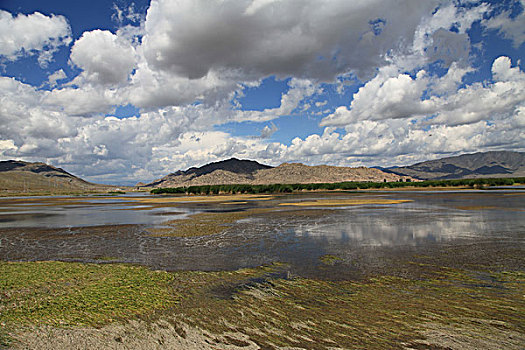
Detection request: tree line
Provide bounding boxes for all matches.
[150,177,525,195]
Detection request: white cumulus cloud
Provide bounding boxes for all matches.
[70,30,136,86]
[321,68,434,126]
[322,56,525,128]
[0,10,71,66]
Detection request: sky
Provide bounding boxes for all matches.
[0,0,524,185]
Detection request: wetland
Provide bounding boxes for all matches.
[0,190,524,349]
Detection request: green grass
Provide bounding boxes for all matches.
[0,261,178,345]
[107,191,126,195]
[318,254,343,265]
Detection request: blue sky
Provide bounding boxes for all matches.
[0,0,524,185]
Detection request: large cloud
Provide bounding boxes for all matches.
[57,0,490,114]
[98,0,490,112]
[141,0,440,81]
[0,10,71,66]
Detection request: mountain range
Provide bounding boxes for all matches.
[382,151,525,180]
[144,158,413,188]
[1,151,523,193]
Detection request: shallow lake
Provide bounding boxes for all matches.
[0,190,523,279]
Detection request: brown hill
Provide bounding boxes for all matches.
[0,160,113,194]
[144,159,413,188]
[255,163,410,184]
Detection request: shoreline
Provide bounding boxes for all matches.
[3,248,524,349]
[1,178,524,198]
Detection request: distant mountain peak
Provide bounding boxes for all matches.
[170,158,273,178]
[385,151,525,180]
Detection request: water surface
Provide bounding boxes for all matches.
[0,191,523,279]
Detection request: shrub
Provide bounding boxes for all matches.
[150,177,525,195]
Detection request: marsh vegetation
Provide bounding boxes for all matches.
[150,177,525,195]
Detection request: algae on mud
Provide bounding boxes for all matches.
[318,254,343,265]
[1,260,524,349]
[166,259,525,349]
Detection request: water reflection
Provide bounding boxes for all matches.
[0,191,523,277]
[291,209,492,245]
[0,201,189,228]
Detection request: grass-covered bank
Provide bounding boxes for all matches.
[1,259,524,349]
[0,261,177,347]
[151,177,525,195]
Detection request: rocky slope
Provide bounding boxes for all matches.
[0,160,111,193]
[144,159,412,188]
[254,163,410,184]
[384,151,525,180]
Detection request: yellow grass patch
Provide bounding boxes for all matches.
[123,194,274,204]
[279,199,412,207]
[456,206,497,210]
[149,208,273,237]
